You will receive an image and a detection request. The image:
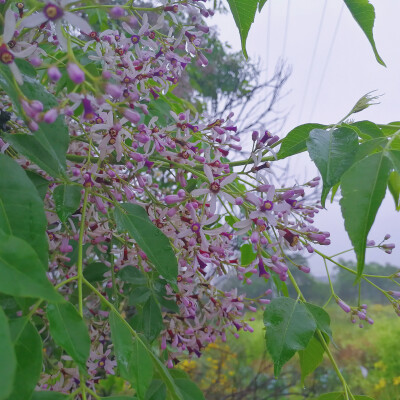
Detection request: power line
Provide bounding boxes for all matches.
[266,0,271,74]
[297,0,328,123]
[282,0,290,59]
[309,3,344,121]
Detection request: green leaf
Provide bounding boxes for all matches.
[101,397,137,400]
[225,215,239,227]
[174,379,205,400]
[226,0,258,58]
[350,121,384,139]
[340,152,391,278]
[0,231,63,302]
[258,0,268,12]
[47,302,91,371]
[109,312,153,400]
[119,266,147,285]
[330,182,340,203]
[240,243,256,266]
[0,64,69,177]
[129,286,152,305]
[0,154,48,266]
[25,171,49,200]
[31,392,69,400]
[156,293,179,313]
[277,124,326,160]
[354,397,374,400]
[355,137,387,162]
[143,296,164,343]
[272,274,289,297]
[4,127,66,177]
[145,380,166,400]
[83,262,109,283]
[299,336,324,383]
[388,150,400,172]
[307,127,359,207]
[147,358,183,400]
[0,307,16,400]
[343,0,385,66]
[304,303,332,340]
[263,297,316,376]
[115,204,178,283]
[7,321,42,400]
[388,171,400,211]
[380,121,400,136]
[53,184,82,222]
[317,393,374,400]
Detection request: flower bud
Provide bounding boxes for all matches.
[110,6,125,18]
[124,108,140,123]
[43,108,58,123]
[48,66,62,82]
[67,63,85,84]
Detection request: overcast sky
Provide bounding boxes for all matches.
[212,0,400,275]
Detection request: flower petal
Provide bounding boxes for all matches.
[55,21,68,50]
[61,0,80,7]
[245,193,262,207]
[9,62,23,85]
[233,220,250,228]
[177,228,192,239]
[204,214,219,225]
[209,195,217,214]
[19,13,48,29]
[64,12,92,34]
[249,210,263,219]
[206,225,227,235]
[220,173,237,187]
[12,44,37,58]
[204,164,214,183]
[222,192,235,204]
[191,188,209,197]
[3,8,16,43]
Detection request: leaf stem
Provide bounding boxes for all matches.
[316,330,354,400]
[78,187,90,317]
[79,372,87,400]
[287,269,355,400]
[55,275,78,289]
[85,386,101,399]
[323,258,335,297]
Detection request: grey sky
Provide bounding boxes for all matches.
[213,0,400,275]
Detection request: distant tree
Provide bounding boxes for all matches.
[180,34,291,132]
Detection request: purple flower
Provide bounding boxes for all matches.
[110,6,125,18]
[191,165,237,214]
[0,9,37,84]
[337,299,351,313]
[389,290,400,298]
[43,108,58,123]
[82,98,95,120]
[67,63,85,84]
[105,83,123,99]
[48,66,62,81]
[20,0,92,50]
[124,109,141,124]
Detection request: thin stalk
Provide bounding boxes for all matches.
[79,372,87,400]
[316,330,354,400]
[287,270,355,400]
[323,258,335,297]
[83,278,138,337]
[55,275,78,289]
[76,187,90,400]
[78,188,90,317]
